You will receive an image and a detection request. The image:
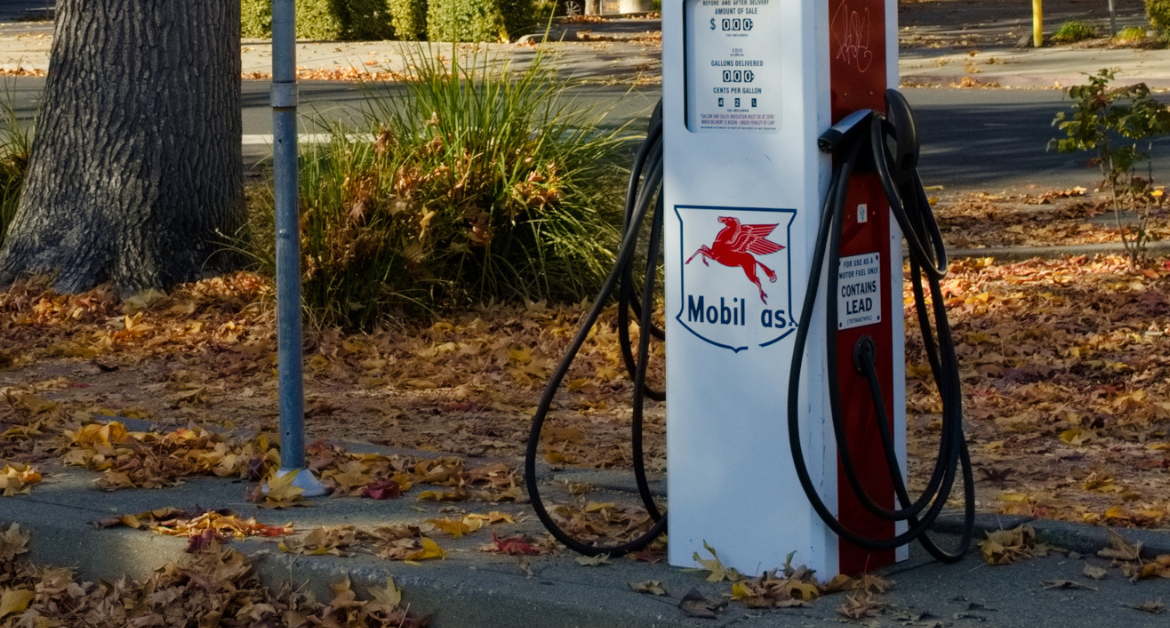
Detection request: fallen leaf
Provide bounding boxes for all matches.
[678,588,726,619]
[689,540,741,582]
[630,580,667,596]
[1042,579,1096,591]
[0,589,34,618]
[361,479,403,500]
[980,525,1049,565]
[404,536,445,561]
[485,531,541,556]
[838,591,885,619]
[1097,530,1142,562]
[1082,564,1108,580]
[1124,600,1165,614]
[367,576,403,612]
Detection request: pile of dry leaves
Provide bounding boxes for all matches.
[931,190,1170,250]
[2,190,1170,537]
[0,522,428,627]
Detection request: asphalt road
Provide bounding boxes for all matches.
[6,76,1165,193]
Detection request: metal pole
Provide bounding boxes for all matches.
[1108,0,1117,37]
[1032,0,1043,48]
[271,0,326,495]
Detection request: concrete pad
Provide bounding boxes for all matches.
[2,462,1169,627]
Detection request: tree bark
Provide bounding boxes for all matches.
[0,0,243,295]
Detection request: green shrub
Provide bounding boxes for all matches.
[1147,0,1170,31]
[246,47,632,328]
[499,0,539,37]
[1052,69,1170,266]
[240,0,272,38]
[1051,20,1096,43]
[240,0,395,40]
[345,0,397,39]
[388,0,428,40]
[427,0,536,42]
[0,84,30,249]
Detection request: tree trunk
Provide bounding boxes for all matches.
[585,0,601,16]
[0,0,243,296]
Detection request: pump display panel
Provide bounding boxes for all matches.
[684,0,782,133]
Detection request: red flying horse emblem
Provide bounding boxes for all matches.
[686,216,784,304]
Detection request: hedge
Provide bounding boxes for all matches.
[388,0,428,40]
[241,0,396,41]
[426,0,536,42]
[1148,0,1170,31]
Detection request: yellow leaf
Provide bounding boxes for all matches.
[1000,491,1029,503]
[367,576,402,611]
[465,511,514,525]
[788,581,820,601]
[1104,506,1130,521]
[731,581,752,600]
[822,573,854,593]
[404,537,445,561]
[427,518,471,538]
[688,540,741,582]
[1060,428,1091,446]
[0,589,34,618]
[416,490,462,502]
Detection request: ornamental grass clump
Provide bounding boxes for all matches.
[1051,20,1097,44]
[250,47,632,328]
[0,84,31,248]
[1113,26,1149,46]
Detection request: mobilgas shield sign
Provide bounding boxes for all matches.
[675,205,797,352]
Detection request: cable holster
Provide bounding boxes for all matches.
[788,90,975,562]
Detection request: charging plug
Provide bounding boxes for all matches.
[818,109,875,154]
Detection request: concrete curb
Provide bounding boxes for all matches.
[902,73,1170,90]
[2,462,1170,627]
[931,513,1170,557]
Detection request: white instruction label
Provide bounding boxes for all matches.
[685,0,781,133]
[837,252,881,330]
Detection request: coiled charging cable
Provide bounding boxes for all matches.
[524,102,667,556]
[788,89,975,562]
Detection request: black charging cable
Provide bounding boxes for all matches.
[787,89,975,562]
[524,102,667,556]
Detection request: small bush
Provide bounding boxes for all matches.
[388,0,428,40]
[246,47,632,327]
[240,0,395,40]
[427,0,536,42]
[1052,69,1170,266]
[1147,0,1170,31]
[1051,20,1096,43]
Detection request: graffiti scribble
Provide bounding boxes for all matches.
[831,0,873,74]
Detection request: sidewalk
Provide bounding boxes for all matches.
[2,12,1170,89]
[4,439,1170,628]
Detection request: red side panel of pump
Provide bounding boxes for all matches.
[827,0,897,575]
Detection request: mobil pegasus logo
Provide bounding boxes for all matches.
[675,205,797,353]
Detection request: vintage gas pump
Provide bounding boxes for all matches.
[526,0,973,580]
